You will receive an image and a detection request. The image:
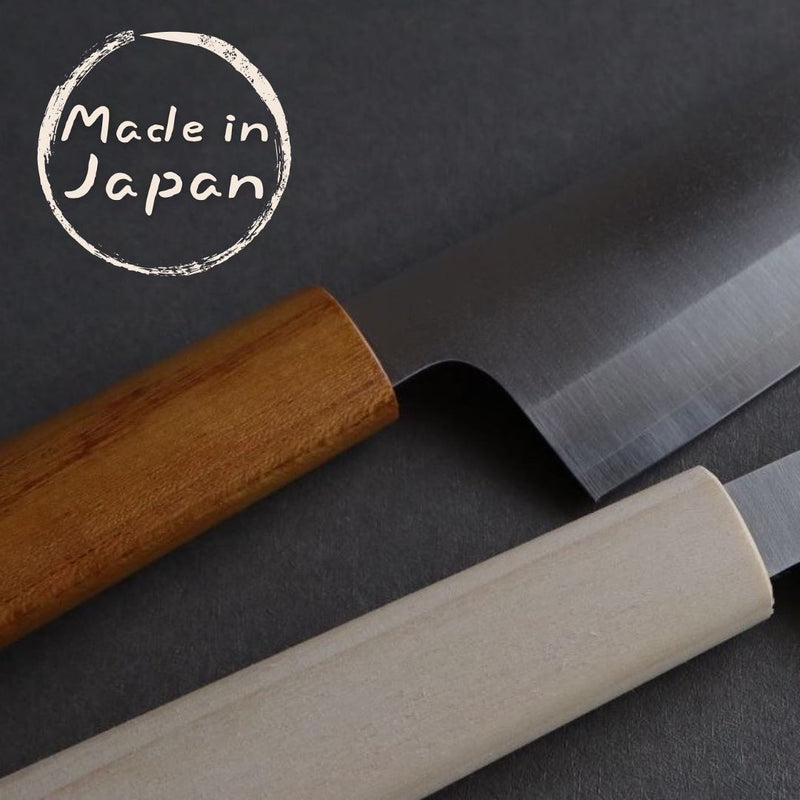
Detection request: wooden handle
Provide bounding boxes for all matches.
[1,467,773,800]
[0,286,398,648]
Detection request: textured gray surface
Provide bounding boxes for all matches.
[1,1,800,798]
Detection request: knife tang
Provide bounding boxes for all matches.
[0,467,772,800]
[0,286,397,648]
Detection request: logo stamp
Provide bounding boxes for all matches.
[38,31,291,276]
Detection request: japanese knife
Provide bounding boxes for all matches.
[3,450,798,799]
[4,72,800,648]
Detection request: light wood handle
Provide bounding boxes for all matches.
[1,467,773,800]
[0,286,398,648]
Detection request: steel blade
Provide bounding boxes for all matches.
[726,451,800,578]
[347,74,800,499]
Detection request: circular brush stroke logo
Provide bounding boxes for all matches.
[37,31,291,276]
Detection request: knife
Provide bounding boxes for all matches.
[3,448,798,799]
[4,72,800,648]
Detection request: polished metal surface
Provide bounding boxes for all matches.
[347,76,800,499]
[727,451,800,578]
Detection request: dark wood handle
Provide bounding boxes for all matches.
[0,286,398,648]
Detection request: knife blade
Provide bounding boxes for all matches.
[3,451,798,799]
[346,72,800,500]
[4,70,800,648]
[725,449,800,577]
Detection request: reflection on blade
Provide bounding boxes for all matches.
[532,235,800,497]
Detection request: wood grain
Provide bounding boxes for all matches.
[0,467,773,800]
[0,286,398,648]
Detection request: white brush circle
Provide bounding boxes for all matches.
[37,30,291,276]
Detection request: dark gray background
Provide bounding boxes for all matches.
[1,2,800,798]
